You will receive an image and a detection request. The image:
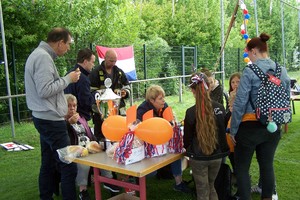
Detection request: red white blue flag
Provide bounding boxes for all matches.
[96,45,137,81]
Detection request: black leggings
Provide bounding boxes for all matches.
[234,121,281,200]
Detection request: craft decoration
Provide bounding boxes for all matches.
[240,1,252,63]
[141,106,184,155]
[101,106,173,144]
[114,131,135,164]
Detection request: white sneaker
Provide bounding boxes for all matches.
[251,185,262,194]
[272,192,278,200]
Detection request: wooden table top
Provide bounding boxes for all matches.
[73,152,184,177]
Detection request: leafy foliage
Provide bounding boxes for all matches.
[0,0,299,122]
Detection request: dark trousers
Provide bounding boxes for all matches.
[33,117,77,200]
[92,113,104,142]
[234,121,281,200]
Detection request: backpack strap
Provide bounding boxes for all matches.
[248,64,267,111]
[274,62,282,79]
[248,64,267,81]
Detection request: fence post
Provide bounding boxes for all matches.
[179,77,182,103]
[181,45,185,84]
[11,41,20,123]
[130,83,133,106]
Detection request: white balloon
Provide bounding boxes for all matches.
[240,3,246,10]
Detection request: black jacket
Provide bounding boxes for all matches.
[137,101,168,121]
[89,61,130,109]
[183,101,229,160]
[64,64,95,121]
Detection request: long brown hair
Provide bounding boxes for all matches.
[189,73,218,155]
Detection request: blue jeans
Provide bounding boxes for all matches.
[234,121,281,200]
[146,159,182,178]
[33,117,77,200]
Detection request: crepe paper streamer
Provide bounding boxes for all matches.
[114,132,134,164]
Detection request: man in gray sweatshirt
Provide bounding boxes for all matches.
[25,27,81,200]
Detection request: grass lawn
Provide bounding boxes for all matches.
[0,82,300,199]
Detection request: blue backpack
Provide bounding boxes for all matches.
[249,63,292,125]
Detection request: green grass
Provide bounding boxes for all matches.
[1,91,300,199]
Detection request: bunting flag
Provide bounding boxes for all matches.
[96,45,137,81]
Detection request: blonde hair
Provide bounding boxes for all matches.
[189,73,218,155]
[65,94,77,103]
[145,85,165,102]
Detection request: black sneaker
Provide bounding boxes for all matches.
[79,190,90,200]
[103,183,120,193]
[173,181,191,193]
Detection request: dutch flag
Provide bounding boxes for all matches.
[96,45,137,81]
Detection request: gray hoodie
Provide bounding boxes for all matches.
[25,41,72,120]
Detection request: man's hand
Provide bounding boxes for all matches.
[69,68,81,83]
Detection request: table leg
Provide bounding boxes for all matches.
[292,99,295,114]
[139,176,146,200]
[93,167,102,200]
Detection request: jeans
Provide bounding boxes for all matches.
[190,158,222,200]
[33,117,77,200]
[146,159,182,178]
[171,159,182,176]
[76,163,90,186]
[234,121,281,200]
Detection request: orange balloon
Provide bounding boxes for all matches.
[135,117,173,145]
[101,115,127,141]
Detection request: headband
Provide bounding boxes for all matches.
[189,74,208,90]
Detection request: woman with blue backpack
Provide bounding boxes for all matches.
[230,33,290,200]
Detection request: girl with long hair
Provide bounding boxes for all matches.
[183,73,229,199]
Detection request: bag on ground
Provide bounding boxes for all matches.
[214,163,232,200]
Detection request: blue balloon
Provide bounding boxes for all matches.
[243,34,249,40]
[243,52,249,58]
[244,14,250,19]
